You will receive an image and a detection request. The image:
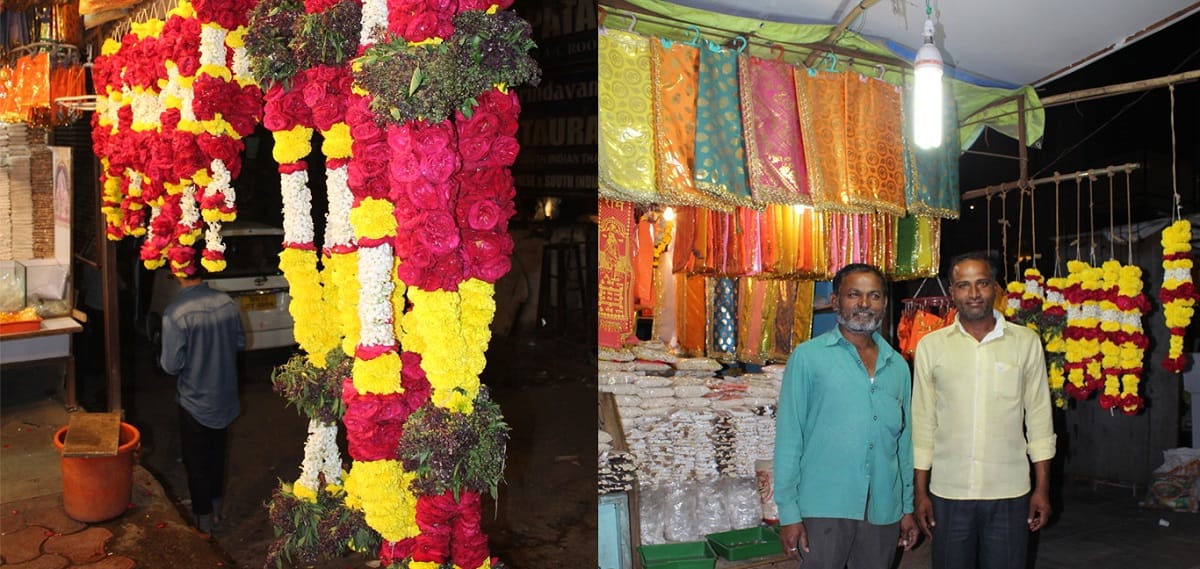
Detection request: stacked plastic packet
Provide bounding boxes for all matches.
[598,429,638,494]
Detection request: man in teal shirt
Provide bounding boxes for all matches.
[773,263,918,567]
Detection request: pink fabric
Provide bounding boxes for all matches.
[739,56,810,205]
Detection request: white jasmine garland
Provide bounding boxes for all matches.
[159,67,186,110]
[199,25,228,68]
[357,244,396,347]
[230,46,253,83]
[205,221,225,253]
[181,182,200,229]
[130,89,165,130]
[359,0,388,47]
[297,419,342,493]
[323,165,355,249]
[205,159,232,253]
[280,170,315,245]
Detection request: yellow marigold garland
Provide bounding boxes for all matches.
[1160,219,1195,373]
[342,460,419,542]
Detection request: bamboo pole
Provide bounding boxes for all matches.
[961,163,1141,201]
[802,0,884,67]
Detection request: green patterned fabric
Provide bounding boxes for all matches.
[694,41,755,208]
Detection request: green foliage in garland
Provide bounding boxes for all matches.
[397,388,510,500]
[265,479,380,569]
[355,10,541,124]
[244,0,361,88]
[271,347,350,424]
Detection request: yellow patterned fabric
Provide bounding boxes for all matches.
[739,55,810,205]
[845,74,907,215]
[651,39,729,211]
[598,30,657,203]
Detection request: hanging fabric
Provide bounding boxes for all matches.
[844,73,907,215]
[598,198,638,348]
[903,87,961,219]
[633,214,656,310]
[796,69,853,211]
[709,276,739,362]
[598,29,658,203]
[651,38,729,210]
[738,54,811,205]
[894,215,941,279]
[652,217,679,348]
[896,278,956,360]
[672,205,697,273]
[694,40,755,208]
[677,273,709,356]
[736,277,769,364]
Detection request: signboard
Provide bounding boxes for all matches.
[514,0,597,198]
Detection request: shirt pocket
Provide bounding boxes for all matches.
[992,361,1022,400]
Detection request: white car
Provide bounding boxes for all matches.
[146,223,295,351]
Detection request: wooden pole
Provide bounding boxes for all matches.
[961,163,1142,201]
[802,0,883,67]
[94,153,122,412]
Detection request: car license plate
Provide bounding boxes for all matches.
[240,294,277,311]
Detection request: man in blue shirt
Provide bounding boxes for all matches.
[160,265,245,536]
[773,263,918,568]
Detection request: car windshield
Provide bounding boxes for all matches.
[218,234,284,279]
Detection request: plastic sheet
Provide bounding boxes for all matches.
[723,477,764,529]
[663,480,699,542]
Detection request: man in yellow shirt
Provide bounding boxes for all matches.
[911,252,1057,569]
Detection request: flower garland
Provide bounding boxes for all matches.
[1040,276,1069,408]
[1160,219,1195,373]
[1063,261,1105,399]
[91,0,262,277]
[1004,268,1044,331]
[1112,263,1149,414]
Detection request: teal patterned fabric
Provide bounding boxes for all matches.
[904,90,960,219]
[712,276,739,360]
[695,41,755,207]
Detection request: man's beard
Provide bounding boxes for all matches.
[837,309,882,334]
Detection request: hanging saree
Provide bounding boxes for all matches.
[739,55,811,205]
[694,41,755,208]
[903,86,961,219]
[634,216,655,308]
[796,70,853,211]
[894,215,942,279]
[672,206,697,273]
[709,276,739,362]
[652,222,679,348]
[677,273,709,356]
[736,277,770,364]
[845,74,907,215]
[598,198,637,348]
[652,39,730,211]
[599,30,658,203]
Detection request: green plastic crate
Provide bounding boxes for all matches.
[637,541,717,569]
[705,526,784,561]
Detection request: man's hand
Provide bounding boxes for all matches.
[1028,489,1051,531]
[778,522,809,560]
[914,494,936,539]
[898,514,920,550]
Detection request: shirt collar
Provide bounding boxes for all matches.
[953,309,1006,343]
[824,326,896,362]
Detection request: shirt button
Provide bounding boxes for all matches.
[873,415,878,421]
[869,443,874,449]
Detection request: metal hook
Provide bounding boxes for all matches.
[875,64,886,80]
[770,44,785,61]
[732,35,748,53]
[686,26,701,46]
[626,12,637,33]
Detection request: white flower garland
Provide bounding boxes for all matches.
[230,44,253,85]
[199,24,228,68]
[357,244,396,347]
[203,159,231,255]
[359,0,389,46]
[129,89,164,131]
[323,165,355,249]
[280,170,315,245]
[180,182,200,230]
[296,418,343,495]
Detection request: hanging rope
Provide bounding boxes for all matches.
[1000,191,1010,283]
[986,194,993,255]
[1016,185,1026,276]
[1054,173,1062,277]
[1125,166,1134,264]
[1107,168,1115,260]
[1088,174,1096,265]
[1170,84,1180,221]
[1030,184,1038,272]
[1075,175,1082,260]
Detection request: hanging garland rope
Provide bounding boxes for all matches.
[1160,83,1194,374]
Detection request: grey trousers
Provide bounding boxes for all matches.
[794,517,900,569]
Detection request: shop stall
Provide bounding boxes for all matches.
[595,1,1199,567]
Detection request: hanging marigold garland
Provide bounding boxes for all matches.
[1160,219,1195,373]
[91,0,262,277]
[1040,276,1068,408]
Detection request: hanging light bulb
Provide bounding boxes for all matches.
[913,4,943,149]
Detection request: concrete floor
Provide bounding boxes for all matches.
[2,329,596,568]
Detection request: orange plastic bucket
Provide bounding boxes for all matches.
[52,422,140,522]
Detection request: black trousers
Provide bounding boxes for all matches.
[178,405,227,517]
[931,493,1031,569]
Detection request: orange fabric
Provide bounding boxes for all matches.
[845,75,907,215]
[634,218,655,309]
[678,273,709,356]
[672,206,696,273]
[897,306,957,359]
[651,40,728,210]
[795,71,851,211]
